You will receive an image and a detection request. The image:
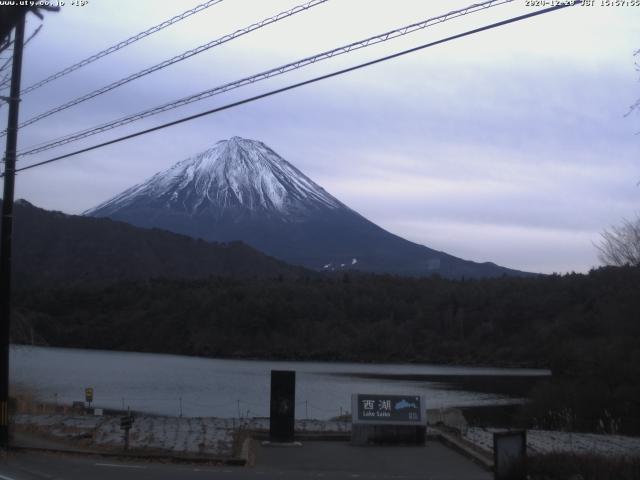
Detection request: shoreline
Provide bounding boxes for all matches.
[9,343,551,373]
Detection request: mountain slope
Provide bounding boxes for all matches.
[86,137,529,278]
[1,199,306,290]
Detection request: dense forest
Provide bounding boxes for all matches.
[12,265,640,433]
[1,199,305,289]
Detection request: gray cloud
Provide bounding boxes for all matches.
[7,0,640,274]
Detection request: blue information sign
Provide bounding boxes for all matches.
[354,394,423,423]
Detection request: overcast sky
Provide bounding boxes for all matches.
[3,0,639,274]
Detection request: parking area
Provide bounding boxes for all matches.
[254,440,491,480]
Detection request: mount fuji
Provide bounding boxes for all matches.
[85,137,527,278]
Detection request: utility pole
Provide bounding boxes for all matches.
[0,11,25,448]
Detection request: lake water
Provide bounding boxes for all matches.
[10,345,549,420]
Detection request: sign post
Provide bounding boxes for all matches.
[120,414,134,450]
[351,394,426,445]
[84,387,93,409]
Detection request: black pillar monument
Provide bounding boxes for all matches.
[269,370,295,443]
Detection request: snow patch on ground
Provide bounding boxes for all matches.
[16,414,639,459]
[13,414,350,457]
[464,427,640,457]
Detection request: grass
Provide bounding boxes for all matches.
[9,385,66,415]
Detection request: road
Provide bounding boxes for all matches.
[0,441,491,480]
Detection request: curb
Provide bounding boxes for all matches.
[9,444,247,466]
[431,427,494,471]
[10,427,492,471]
[249,431,351,442]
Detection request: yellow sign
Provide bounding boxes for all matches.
[85,387,94,403]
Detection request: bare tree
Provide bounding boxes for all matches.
[629,49,640,117]
[597,215,640,267]
[599,51,640,267]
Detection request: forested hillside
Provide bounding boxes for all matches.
[1,199,306,289]
[12,266,640,433]
[12,266,638,366]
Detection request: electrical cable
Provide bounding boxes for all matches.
[0,25,41,105]
[20,0,227,96]
[10,1,580,176]
[6,0,328,136]
[17,0,517,156]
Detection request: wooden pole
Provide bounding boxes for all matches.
[0,11,25,448]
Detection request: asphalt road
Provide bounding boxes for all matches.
[0,441,491,480]
[255,440,491,479]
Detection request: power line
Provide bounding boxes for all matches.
[17,0,517,157]
[0,40,12,91]
[10,1,581,176]
[0,56,12,90]
[19,0,226,96]
[22,24,42,49]
[0,39,13,57]
[6,0,328,136]
[0,50,14,76]
[0,25,41,98]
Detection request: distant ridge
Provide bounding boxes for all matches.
[86,136,531,279]
[1,199,306,290]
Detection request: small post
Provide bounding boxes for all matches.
[493,430,527,480]
[120,410,134,451]
[84,387,93,410]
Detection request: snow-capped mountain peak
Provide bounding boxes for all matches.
[85,137,343,218]
[85,136,527,279]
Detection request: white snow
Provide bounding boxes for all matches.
[84,137,345,217]
[464,427,640,458]
[13,414,350,457]
[15,413,640,459]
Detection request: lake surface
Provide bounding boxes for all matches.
[10,346,549,419]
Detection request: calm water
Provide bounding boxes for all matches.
[10,346,549,419]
